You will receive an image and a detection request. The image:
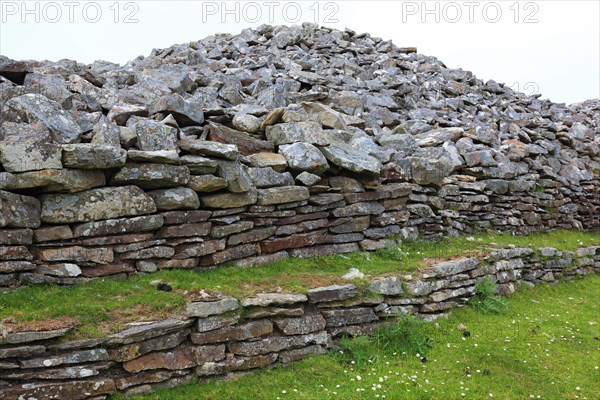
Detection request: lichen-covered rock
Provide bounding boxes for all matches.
[0,141,62,172]
[0,190,41,228]
[279,142,329,175]
[0,168,105,193]
[147,187,200,210]
[61,144,127,169]
[248,152,288,172]
[1,93,81,143]
[320,144,382,175]
[40,186,156,223]
[111,164,190,189]
[266,121,329,145]
[134,119,179,151]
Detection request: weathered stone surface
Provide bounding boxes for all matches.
[248,152,288,172]
[370,276,404,295]
[0,379,116,400]
[332,202,385,217]
[321,307,379,327]
[232,113,261,133]
[241,293,307,307]
[19,348,108,368]
[186,298,239,318]
[229,331,328,356]
[279,142,329,174]
[211,221,253,238]
[73,215,163,237]
[62,144,127,169]
[196,313,240,333]
[201,191,257,208]
[123,344,225,373]
[36,246,113,264]
[148,93,204,126]
[214,159,254,193]
[423,257,479,278]
[260,230,327,253]
[0,168,105,193]
[41,186,156,224]
[257,186,310,205]
[307,284,358,303]
[111,164,190,189]
[36,263,82,277]
[0,141,62,172]
[329,216,370,233]
[266,121,329,145]
[157,222,211,238]
[2,362,112,380]
[429,286,475,302]
[188,175,228,192]
[228,226,276,246]
[0,260,36,273]
[0,344,46,359]
[208,122,274,155]
[248,167,294,188]
[280,344,328,364]
[0,229,33,245]
[244,306,304,319]
[108,319,193,345]
[289,242,359,258]
[179,155,218,174]
[191,320,272,344]
[180,139,238,160]
[1,93,81,143]
[127,149,180,164]
[320,144,382,175]
[174,239,226,259]
[202,243,261,265]
[147,187,200,210]
[196,353,277,376]
[274,314,326,335]
[109,330,189,362]
[134,120,178,152]
[295,171,322,186]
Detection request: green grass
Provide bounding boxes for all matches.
[116,275,600,400]
[0,230,598,338]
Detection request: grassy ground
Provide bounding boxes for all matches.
[116,275,600,400]
[0,230,598,338]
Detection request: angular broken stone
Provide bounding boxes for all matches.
[40,186,156,223]
[274,313,327,335]
[0,190,41,228]
[307,284,358,303]
[232,113,261,133]
[207,122,274,155]
[111,163,190,189]
[134,119,179,152]
[186,298,240,318]
[1,93,82,143]
[127,149,180,164]
[147,187,200,210]
[241,293,307,307]
[248,167,294,188]
[295,171,321,186]
[214,160,254,193]
[266,122,329,146]
[320,144,382,175]
[0,141,62,172]
[248,152,288,172]
[72,214,164,237]
[188,175,228,192]
[279,142,329,174]
[179,139,239,160]
[148,93,204,126]
[61,144,127,169]
[257,186,310,205]
[0,169,105,193]
[370,276,404,296]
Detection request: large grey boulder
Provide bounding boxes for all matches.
[279,142,329,175]
[0,190,41,228]
[40,186,156,223]
[147,93,204,126]
[1,94,81,143]
[0,142,62,172]
[320,144,382,175]
[266,122,330,145]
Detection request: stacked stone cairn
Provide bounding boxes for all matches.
[0,23,598,398]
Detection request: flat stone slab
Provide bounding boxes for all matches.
[186,298,240,318]
[40,186,156,224]
[0,141,62,172]
[307,284,358,303]
[241,293,307,307]
[111,163,190,189]
[61,144,127,169]
[107,319,193,345]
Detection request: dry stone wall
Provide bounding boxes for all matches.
[0,245,599,399]
[0,26,598,288]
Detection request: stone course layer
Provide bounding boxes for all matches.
[0,24,598,288]
[0,245,598,399]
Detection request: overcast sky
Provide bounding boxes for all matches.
[1,0,598,105]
